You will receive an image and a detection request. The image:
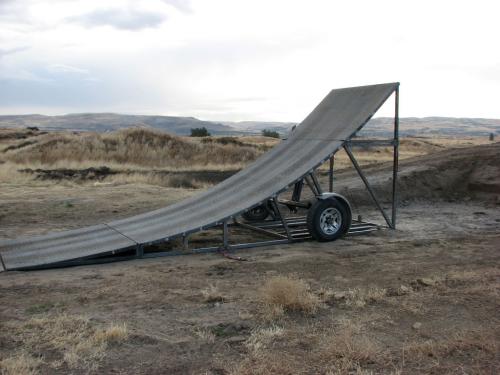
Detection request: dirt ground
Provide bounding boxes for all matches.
[1,142,499,374]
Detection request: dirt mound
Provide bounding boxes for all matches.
[399,142,500,198]
[334,142,500,204]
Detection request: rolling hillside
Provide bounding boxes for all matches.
[0,113,499,137]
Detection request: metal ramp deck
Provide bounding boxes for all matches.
[0,82,399,271]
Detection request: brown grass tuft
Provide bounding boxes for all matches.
[201,284,226,304]
[12,313,128,371]
[343,286,387,308]
[405,330,497,360]
[0,352,43,375]
[194,328,216,343]
[229,351,298,375]
[320,320,381,364]
[316,320,386,375]
[93,323,129,344]
[245,325,284,353]
[258,275,321,319]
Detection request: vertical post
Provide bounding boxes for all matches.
[182,234,189,250]
[329,156,334,192]
[136,244,144,257]
[291,180,304,202]
[223,220,229,249]
[392,86,399,229]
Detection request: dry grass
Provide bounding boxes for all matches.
[0,162,37,184]
[403,330,498,372]
[345,286,387,308]
[315,319,387,375]
[93,323,129,344]
[405,332,497,358]
[231,320,386,375]
[0,127,260,188]
[245,325,284,353]
[105,172,210,189]
[228,351,299,375]
[2,128,261,169]
[318,319,383,370]
[201,284,226,304]
[229,320,498,374]
[258,275,321,319]
[0,352,43,375]
[194,328,216,343]
[8,313,128,372]
[316,137,491,171]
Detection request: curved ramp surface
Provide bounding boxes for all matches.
[0,83,398,270]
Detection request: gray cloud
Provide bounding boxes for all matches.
[0,62,167,113]
[70,8,167,30]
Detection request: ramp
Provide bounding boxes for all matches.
[0,83,399,270]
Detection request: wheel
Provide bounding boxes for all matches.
[242,203,270,222]
[307,198,351,241]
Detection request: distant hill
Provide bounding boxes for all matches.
[0,113,235,135]
[362,117,500,137]
[0,113,499,138]
[222,121,297,133]
[225,117,500,138]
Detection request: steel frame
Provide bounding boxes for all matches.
[21,85,400,270]
[129,85,399,260]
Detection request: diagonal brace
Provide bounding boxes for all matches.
[343,144,394,228]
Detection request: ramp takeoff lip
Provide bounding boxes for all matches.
[0,82,399,271]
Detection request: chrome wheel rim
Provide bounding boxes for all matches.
[319,207,341,235]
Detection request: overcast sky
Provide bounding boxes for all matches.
[0,0,499,121]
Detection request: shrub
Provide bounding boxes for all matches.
[261,129,280,138]
[258,275,320,318]
[190,127,211,137]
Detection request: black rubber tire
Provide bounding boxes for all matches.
[242,203,270,222]
[307,198,351,241]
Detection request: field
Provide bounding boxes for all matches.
[0,128,499,374]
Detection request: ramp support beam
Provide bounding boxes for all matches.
[233,219,287,239]
[136,244,144,257]
[392,86,399,229]
[269,198,293,241]
[291,180,304,202]
[343,144,394,228]
[304,172,323,196]
[310,172,323,196]
[329,156,334,192]
[223,220,229,249]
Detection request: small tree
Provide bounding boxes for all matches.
[190,127,210,137]
[261,129,280,138]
